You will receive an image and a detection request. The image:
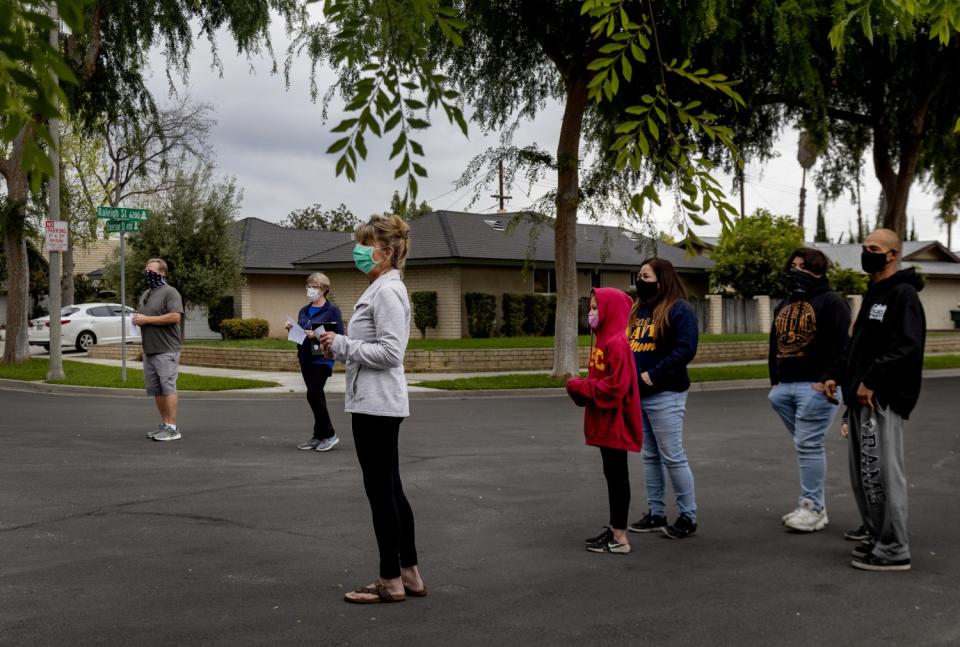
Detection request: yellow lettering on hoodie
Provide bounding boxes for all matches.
[589,347,606,372]
[629,316,656,353]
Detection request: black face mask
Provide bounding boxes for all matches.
[860,248,890,274]
[785,268,819,294]
[144,270,165,289]
[635,279,659,301]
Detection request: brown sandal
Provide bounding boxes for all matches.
[344,582,406,604]
[404,584,428,598]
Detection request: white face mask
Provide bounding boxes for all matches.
[306,287,321,300]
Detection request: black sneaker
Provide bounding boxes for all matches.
[629,512,667,533]
[585,527,612,545]
[851,542,875,559]
[843,525,871,541]
[586,531,631,554]
[851,552,911,572]
[662,514,697,539]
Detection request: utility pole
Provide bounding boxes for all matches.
[738,164,746,217]
[491,158,512,213]
[46,3,64,381]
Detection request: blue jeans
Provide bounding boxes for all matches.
[641,391,697,521]
[767,382,842,513]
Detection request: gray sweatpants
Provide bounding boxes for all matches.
[848,403,910,561]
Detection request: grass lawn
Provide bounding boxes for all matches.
[0,359,277,391]
[414,354,960,390]
[187,332,770,351]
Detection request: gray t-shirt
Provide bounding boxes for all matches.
[138,284,184,355]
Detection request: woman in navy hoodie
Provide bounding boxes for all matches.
[285,272,344,452]
[627,258,700,539]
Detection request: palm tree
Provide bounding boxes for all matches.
[939,209,957,250]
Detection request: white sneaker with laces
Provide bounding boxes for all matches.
[784,498,828,532]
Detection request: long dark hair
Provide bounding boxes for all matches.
[630,257,687,341]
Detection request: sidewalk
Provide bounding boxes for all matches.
[62,353,960,396]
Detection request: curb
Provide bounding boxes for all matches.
[3,369,959,401]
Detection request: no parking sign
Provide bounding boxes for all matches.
[44,219,68,252]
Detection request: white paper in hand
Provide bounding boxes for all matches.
[127,317,140,337]
[286,317,307,345]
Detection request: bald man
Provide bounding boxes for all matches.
[824,228,926,572]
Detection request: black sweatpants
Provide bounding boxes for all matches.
[352,413,418,579]
[599,446,631,530]
[300,362,335,440]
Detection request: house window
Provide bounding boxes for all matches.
[591,270,602,288]
[533,269,555,293]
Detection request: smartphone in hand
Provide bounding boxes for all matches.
[317,321,338,333]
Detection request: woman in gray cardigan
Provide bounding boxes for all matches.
[319,214,425,604]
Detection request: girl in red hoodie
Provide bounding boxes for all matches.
[566,288,644,554]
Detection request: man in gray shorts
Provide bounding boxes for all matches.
[132,258,184,442]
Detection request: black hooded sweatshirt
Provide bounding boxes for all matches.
[769,278,851,385]
[833,267,926,419]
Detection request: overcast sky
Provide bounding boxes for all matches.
[145,19,951,248]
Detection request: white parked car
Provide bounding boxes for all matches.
[29,302,140,352]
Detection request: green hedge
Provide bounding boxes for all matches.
[501,293,526,336]
[411,291,438,339]
[219,317,269,340]
[207,296,235,334]
[544,294,558,336]
[464,292,496,338]
[522,294,550,336]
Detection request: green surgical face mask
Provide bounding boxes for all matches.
[353,244,382,274]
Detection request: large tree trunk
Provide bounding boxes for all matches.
[551,76,589,379]
[2,196,31,364]
[1,126,34,363]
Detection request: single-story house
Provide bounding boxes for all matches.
[234,211,714,338]
[814,240,960,330]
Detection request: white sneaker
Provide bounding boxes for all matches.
[781,507,802,524]
[315,436,339,452]
[784,498,828,532]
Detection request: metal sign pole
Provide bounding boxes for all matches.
[46,3,64,380]
[120,230,127,383]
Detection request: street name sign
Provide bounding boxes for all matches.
[96,206,149,220]
[105,219,141,233]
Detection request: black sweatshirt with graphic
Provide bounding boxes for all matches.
[831,268,926,419]
[769,280,851,386]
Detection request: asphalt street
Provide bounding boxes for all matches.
[1,379,958,646]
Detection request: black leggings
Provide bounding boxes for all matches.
[600,447,630,530]
[352,413,417,579]
[300,363,334,440]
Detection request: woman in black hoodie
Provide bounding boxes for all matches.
[768,248,851,533]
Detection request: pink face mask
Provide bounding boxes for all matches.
[588,312,600,330]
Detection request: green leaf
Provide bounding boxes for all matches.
[384,111,402,132]
[860,10,874,44]
[395,154,410,179]
[647,118,659,141]
[630,43,647,63]
[621,56,633,81]
[587,58,615,71]
[331,118,358,133]
[326,137,350,154]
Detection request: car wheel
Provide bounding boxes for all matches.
[75,330,97,352]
